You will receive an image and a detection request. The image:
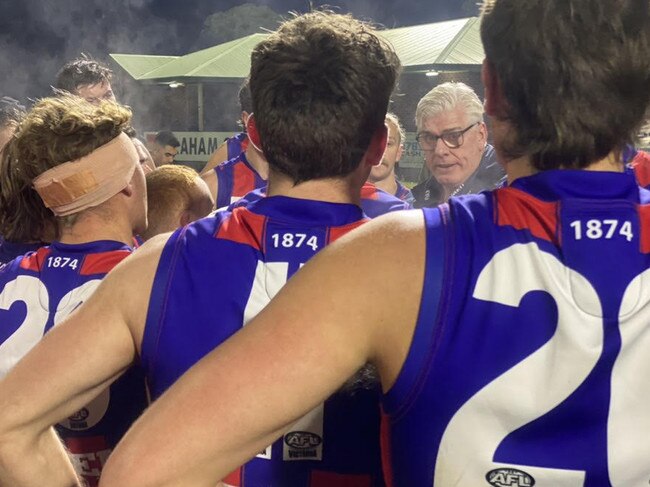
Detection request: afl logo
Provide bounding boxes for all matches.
[284,431,322,450]
[68,408,89,422]
[486,468,535,487]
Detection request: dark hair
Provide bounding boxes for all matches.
[481,0,650,170]
[249,11,401,183]
[55,54,113,94]
[238,79,253,114]
[154,130,180,148]
[0,96,26,128]
[0,95,132,242]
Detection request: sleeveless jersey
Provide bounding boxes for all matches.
[361,182,411,217]
[394,181,414,206]
[214,151,266,209]
[142,196,385,486]
[227,131,249,160]
[0,240,148,487]
[382,170,650,487]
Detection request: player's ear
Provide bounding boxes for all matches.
[245,114,262,153]
[121,182,134,197]
[365,122,388,167]
[179,209,192,227]
[482,59,508,118]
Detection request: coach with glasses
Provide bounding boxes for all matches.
[411,82,505,208]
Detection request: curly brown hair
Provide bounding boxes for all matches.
[250,10,401,184]
[0,95,132,242]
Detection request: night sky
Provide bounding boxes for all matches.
[0,0,468,101]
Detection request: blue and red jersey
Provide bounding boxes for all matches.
[0,240,148,487]
[630,149,650,189]
[382,170,650,486]
[394,181,414,206]
[360,182,411,217]
[227,131,249,160]
[142,196,384,486]
[214,151,266,209]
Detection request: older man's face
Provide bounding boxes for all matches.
[420,106,487,190]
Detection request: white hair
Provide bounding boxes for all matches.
[415,82,484,131]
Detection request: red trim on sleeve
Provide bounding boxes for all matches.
[639,205,650,254]
[18,247,51,272]
[222,467,242,486]
[360,182,380,201]
[215,208,266,251]
[632,150,650,189]
[494,187,559,244]
[327,219,368,244]
[80,250,131,276]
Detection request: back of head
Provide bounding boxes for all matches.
[415,82,484,131]
[0,97,25,130]
[144,165,213,240]
[238,79,253,114]
[55,54,113,95]
[0,97,25,151]
[481,0,650,170]
[249,10,401,184]
[0,95,132,242]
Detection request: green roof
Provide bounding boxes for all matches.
[111,17,483,83]
[108,54,179,79]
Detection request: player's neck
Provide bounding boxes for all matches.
[58,213,135,247]
[266,170,363,205]
[246,147,269,179]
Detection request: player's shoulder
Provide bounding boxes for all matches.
[217,152,245,171]
[329,209,426,257]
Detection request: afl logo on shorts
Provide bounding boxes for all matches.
[284,431,322,449]
[68,408,89,421]
[486,468,535,487]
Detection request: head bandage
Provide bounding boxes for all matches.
[33,132,138,217]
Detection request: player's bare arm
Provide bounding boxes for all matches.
[200,168,219,210]
[100,210,427,487]
[0,233,168,487]
[201,141,228,174]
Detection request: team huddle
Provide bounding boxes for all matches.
[1,0,650,486]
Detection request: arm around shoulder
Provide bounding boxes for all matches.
[100,210,428,487]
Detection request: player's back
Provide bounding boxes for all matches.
[0,240,148,486]
[143,195,385,486]
[383,169,650,486]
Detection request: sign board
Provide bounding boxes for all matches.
[145,131,427,180]
[144,132,234,163]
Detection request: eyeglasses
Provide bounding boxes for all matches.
[416,122,480,151]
